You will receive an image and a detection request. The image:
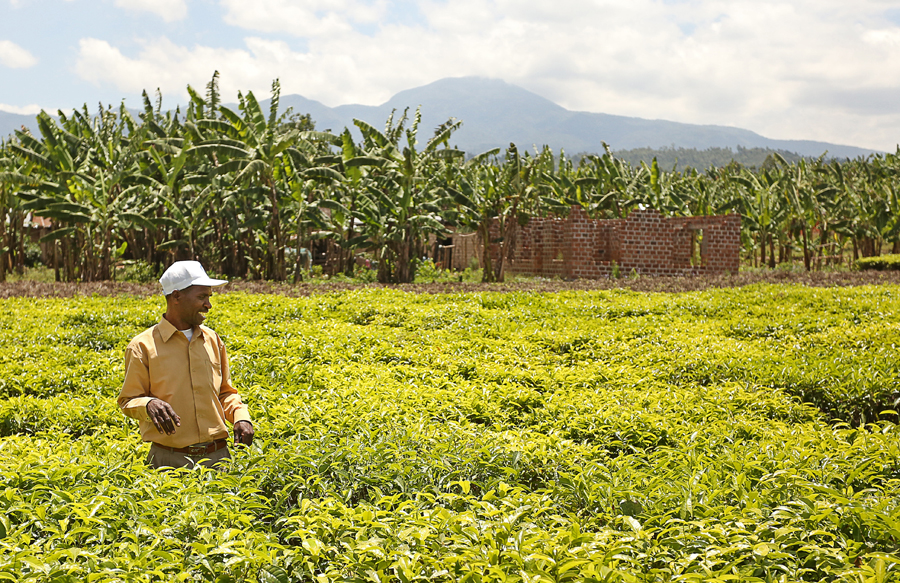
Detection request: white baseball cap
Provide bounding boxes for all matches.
[159,261,228,295]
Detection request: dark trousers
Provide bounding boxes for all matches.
[147,442,230,469]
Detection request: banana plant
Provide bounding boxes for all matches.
[308,128,387,276]
[731,168,785,267]
[188,79,323,279]
[772,154,820,270]
[574,146,648,219]
[0,146,41,281]
[78,104,147,280]
[451,144,547,282]
[351,108,464,283]
[10,110,96,280]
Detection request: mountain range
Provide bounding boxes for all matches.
[1,77,880,159]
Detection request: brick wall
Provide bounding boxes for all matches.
[496,208,741,278]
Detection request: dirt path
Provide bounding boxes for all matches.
[2,271,899,299]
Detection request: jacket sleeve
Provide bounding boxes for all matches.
[117,342,156,422]
[217,338,251,425]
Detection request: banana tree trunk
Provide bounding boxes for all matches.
[53,239,60,282]
[497,199,522,282]
[81,228,93,281]
[100,223,112,281]
[801,225,811,271]
[344,194,358,277]
[479,221,495,283]
[293,225,305,284]
[396,225,414,283]
[15,213,25,276]
[376,243,391,283]
[0,205,7,283]
[759,230,766,267]
[768,234,776,269]
[267,184,285,281]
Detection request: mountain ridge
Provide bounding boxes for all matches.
[275,77,879,158]
[1,77,881,159]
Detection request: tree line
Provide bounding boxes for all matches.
[603,146,808,171]
[1,74,899,284]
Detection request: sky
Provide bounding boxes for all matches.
[2,0,900,151]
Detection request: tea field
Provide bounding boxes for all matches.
[1,285,899,582]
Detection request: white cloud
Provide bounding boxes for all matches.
[0,40,37,68]
[72,0,900,150]
[74,37,319,103]
[0,102,42,115]
[405,0,900,150]
[220,0,388,37]
[114,0,188,22]
[863,28,900,48]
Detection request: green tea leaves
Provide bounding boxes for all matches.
[0,286,899,580]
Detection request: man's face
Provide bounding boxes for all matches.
[175,285,212,327]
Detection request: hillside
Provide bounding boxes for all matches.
[274,77,879,159]
[1,77,881,159]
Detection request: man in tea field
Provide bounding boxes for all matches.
[117,260,254,469]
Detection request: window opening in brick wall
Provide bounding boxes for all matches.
[691,229,704,267]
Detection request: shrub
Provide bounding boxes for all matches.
[23,242,43,268]
[856,253,900,271]
[115,259,160,283]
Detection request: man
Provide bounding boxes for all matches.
[117,260,254,469]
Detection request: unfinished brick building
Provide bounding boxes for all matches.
[464,207,741,278]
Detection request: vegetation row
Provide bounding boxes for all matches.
[1,285,899,581]
[1,74,899,285]
[857,254,900,271]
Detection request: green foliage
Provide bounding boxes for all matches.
[0,286,899,580]
[22,242,42,268]
[115,259,160,283]
[3,266,56,283]
[857,254,900,271]
[611,260,621,279]
[602,145,808,170]
[5,75,900,285]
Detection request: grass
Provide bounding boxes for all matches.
[3,266,57,283]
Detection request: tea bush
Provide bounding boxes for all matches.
[1,285,899,581]
[857,254,900,271]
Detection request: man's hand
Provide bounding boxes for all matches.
[234,420,254,446]
[146,399,181,435]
